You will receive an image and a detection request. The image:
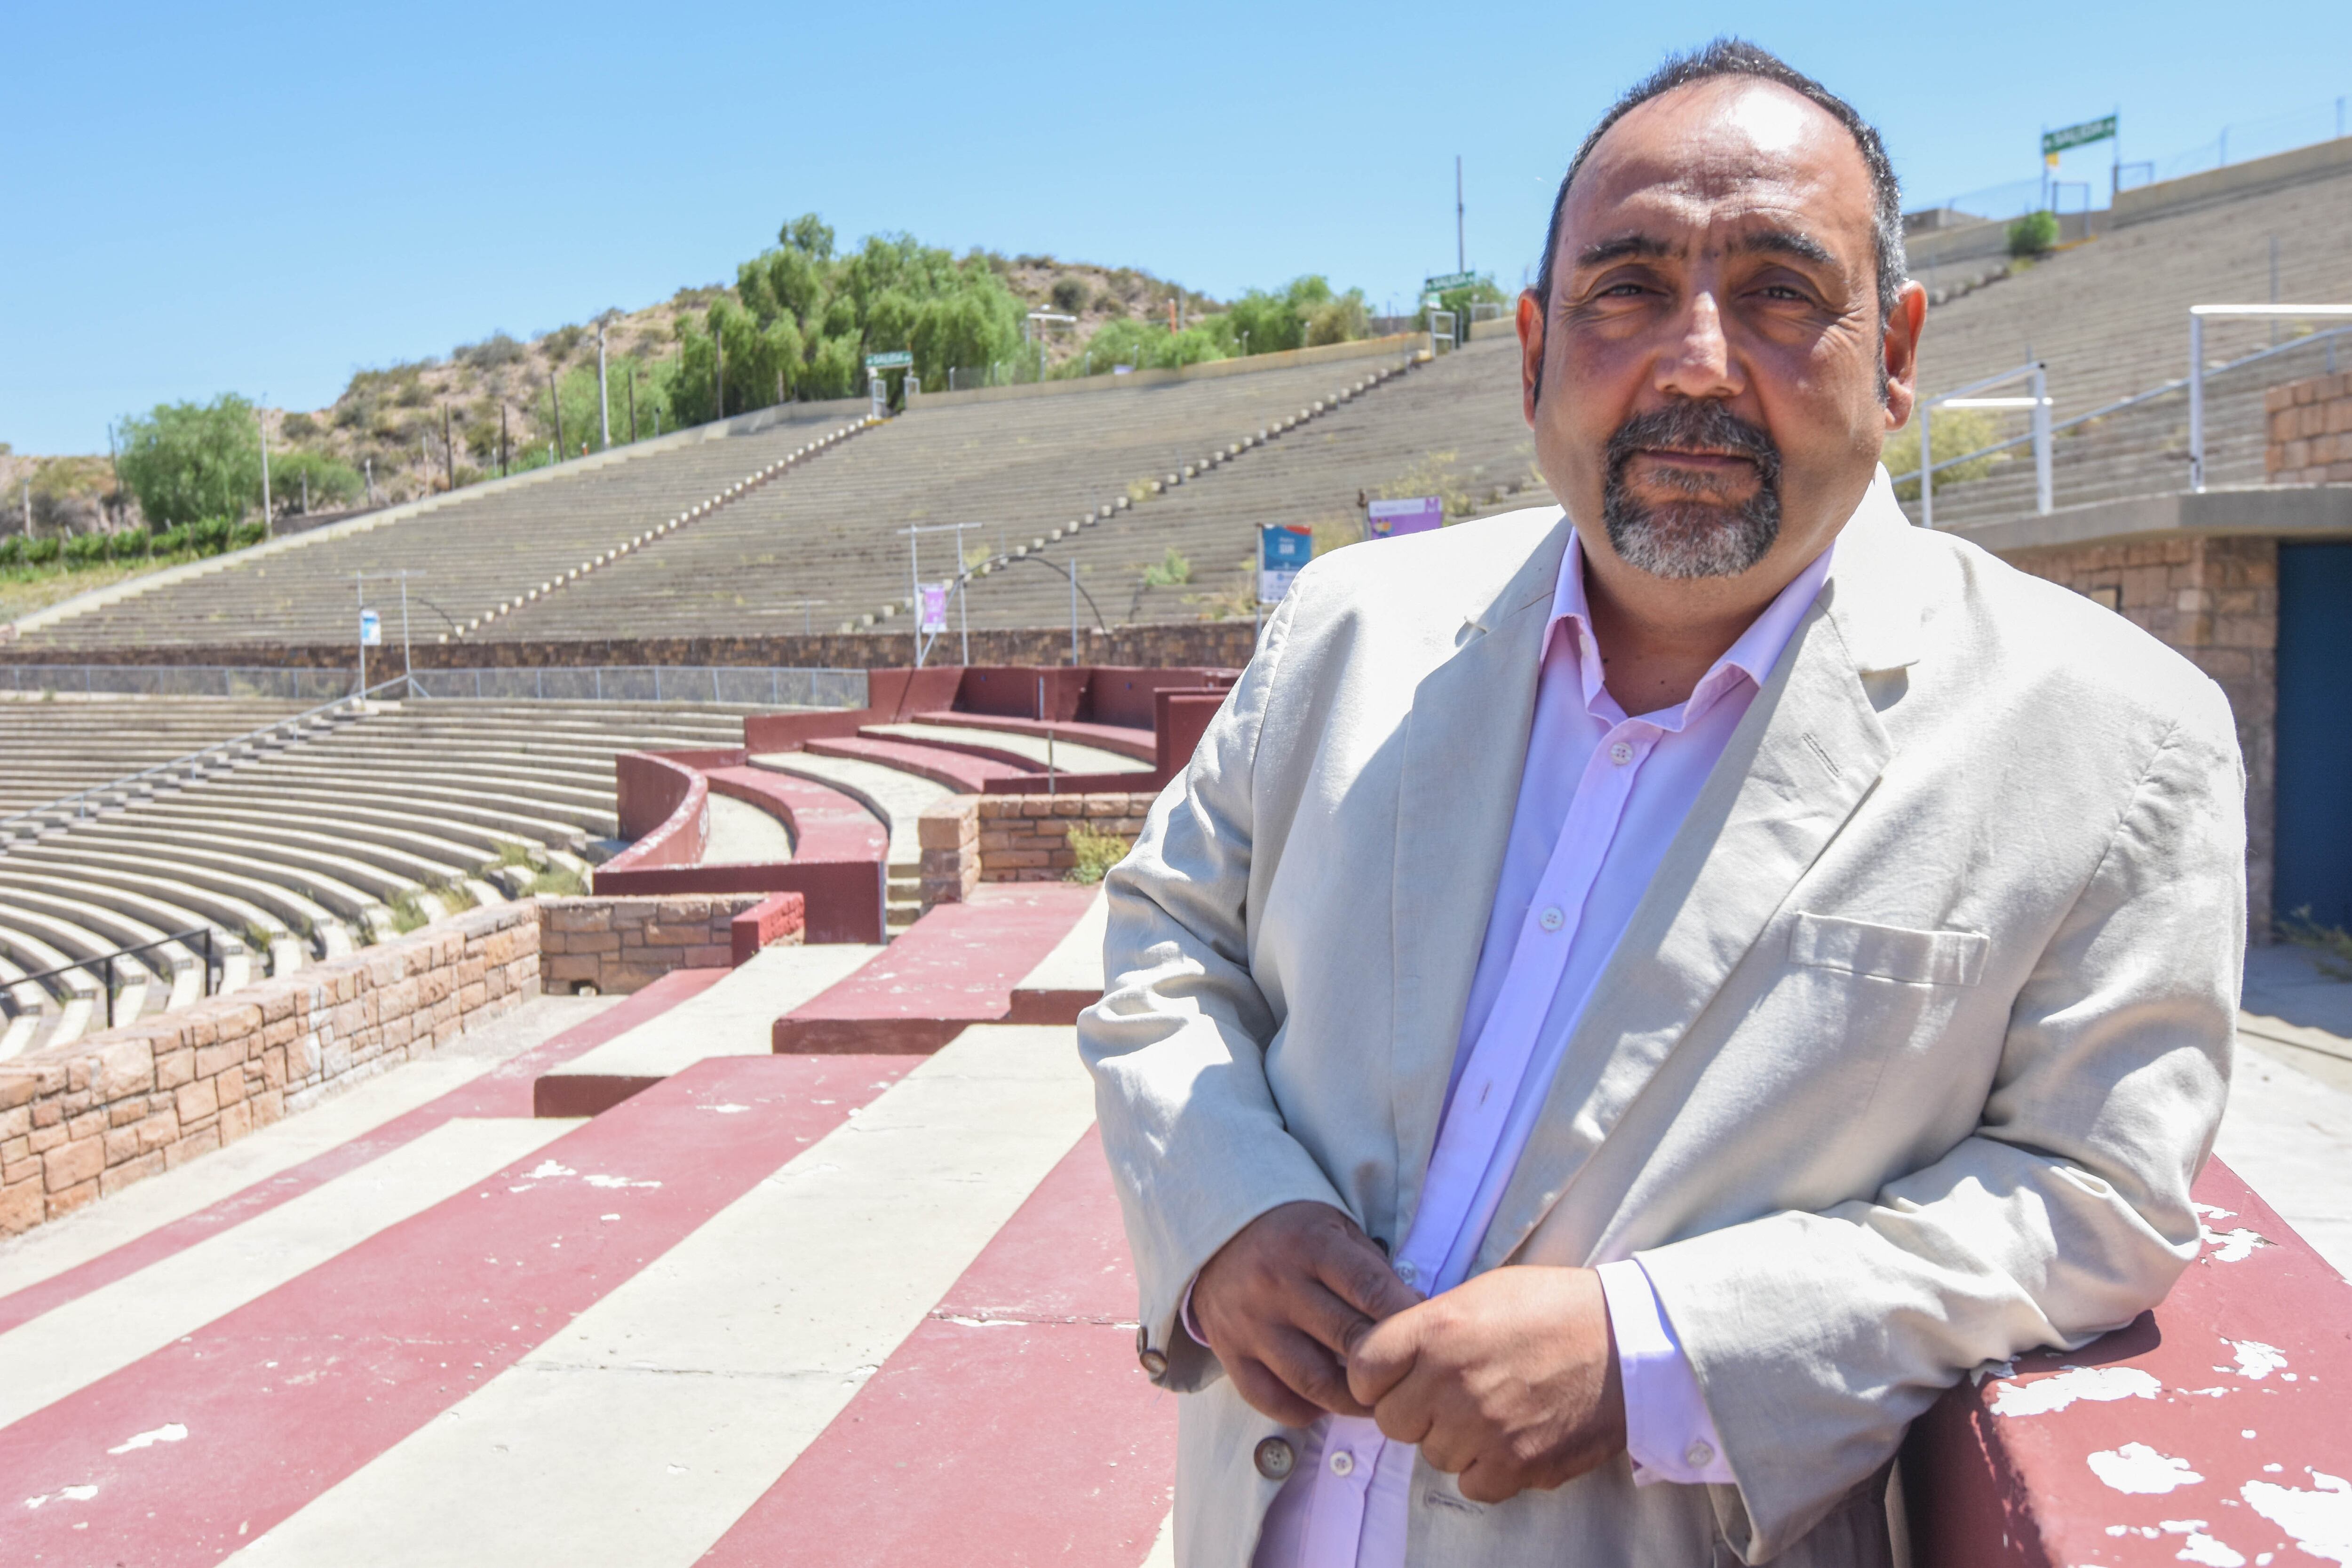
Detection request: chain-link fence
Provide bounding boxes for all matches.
[0,664,868,709]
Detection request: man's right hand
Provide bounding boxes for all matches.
[1190,1201,1424,1427]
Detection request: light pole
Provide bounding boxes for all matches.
[596,315,613,450]
[257,398,273,537]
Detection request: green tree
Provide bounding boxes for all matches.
[116,395,263,526]
[268,449,364,512]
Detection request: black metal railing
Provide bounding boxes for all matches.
[6,928,220,1031]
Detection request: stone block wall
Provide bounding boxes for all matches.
[2266,371,2352,483]
[0,902,540,1238]
[2002,535,2277,935]
[538,894,766,993]
[919,797,981,911]
[976,793,1158,882]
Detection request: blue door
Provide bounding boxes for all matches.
[2274,542,2352,929]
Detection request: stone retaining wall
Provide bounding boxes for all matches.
[0,902,540,1238]
[2266,370,2352,483]
[2002,535,2276,935]
[974,793,1158,882]
[538,894,766,994]
[0,624,1260,673]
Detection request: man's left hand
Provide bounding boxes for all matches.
[1345,1265,1626,1504]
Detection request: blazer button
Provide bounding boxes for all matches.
[1254,1437,1296,1481]
[1138,1347,1169,1377]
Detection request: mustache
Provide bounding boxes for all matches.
[1604,401,1782,487]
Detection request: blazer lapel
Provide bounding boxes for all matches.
[1387,511,1576,1239]
[1472,478,1925,1269]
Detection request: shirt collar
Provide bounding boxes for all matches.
[1547,526,1837,726]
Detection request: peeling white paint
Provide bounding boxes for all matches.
[24,1484,98,1508]
[2142,1521,2248,1566]
[2193,1202,2238,1221]
[106,1422,187,1454]
[2089,1442,2205,1494]
[2241,1472,2352,1564]
[582,1175,660,1189]
[2198,1222,2270,1262]
[700,1104,751,1114]
[524,1161,576,1180]
[2218,1340,2289,1381]
[1992,1364,2162,1417]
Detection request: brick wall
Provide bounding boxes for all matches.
[918,798,981,911]
[2265,371,2352,483]
[0,902,540,1238]
[975,794,1158,882]
[538,894,767,994]
[2002,536,2277,935]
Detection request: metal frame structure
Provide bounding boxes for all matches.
[8,929,220,1032]
[2189,305,2352,489]
[1916,361,2052,529]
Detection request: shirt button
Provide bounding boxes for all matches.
[1395,1258,1419,1286]
[1138,1347,1168,1377]
[1254,1437,1295,1480]
[1609,741,1634,765]
[1329,1449,1356,1477]
[1537,906,1565,932]
[1685,1440,1716,1469]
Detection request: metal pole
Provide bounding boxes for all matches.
[2189,313,2206,492]
[258,401,273,536]
[442,403,456,490]
[1919,403,1934,528]
[400,574,413,688]
[356,569,366,694]
[628,369,638,444]
[2271,237,2281,347]
[2030,364,2053,515]
[1455,154,1465,274]
[550,370,565,461]
[909,530,923,668]
[715,331,724,420]
[500,404,509,477]
[597,320,612,450]
[1069,557,1079,664]
[957,523,969,667]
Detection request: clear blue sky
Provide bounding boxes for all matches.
[6,0,2346,454]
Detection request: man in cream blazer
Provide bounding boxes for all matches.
[1080,42,2244,1568]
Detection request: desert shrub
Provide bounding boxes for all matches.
[270,448,364,511]
[22,536,59,565]
[2007,210,2059,258]
[279,413,321,442]
[455,332,527,370]
[543,324,588,362]
[62,533,107,567]
[189,516,233,554]
[1883,406,2008,496]
[230,520,267,549]
[1050,276,1090,313]
[107,528,153,561]
[1064,821,1132,885]
[152,525,190,554]
[0,536,22,566]
[1141,547,1192,587]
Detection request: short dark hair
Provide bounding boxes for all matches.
[1533,38,1907,322]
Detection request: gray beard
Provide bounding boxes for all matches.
[1601,486,1781,579]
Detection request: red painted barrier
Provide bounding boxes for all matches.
[1905,1156,2352,1568]
[1154,689,1228,780]
[604,752,708,872]
[729,891,807,967]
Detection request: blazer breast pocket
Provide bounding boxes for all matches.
[1788,911,1989,987]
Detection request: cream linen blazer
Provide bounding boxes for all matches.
[1078,472,2245,1568]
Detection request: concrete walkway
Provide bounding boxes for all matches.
[748,751,946,872]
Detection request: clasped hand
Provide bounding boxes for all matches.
[1189,1202,1625,1503]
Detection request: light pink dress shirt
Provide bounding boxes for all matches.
[1245,524,1836,1568]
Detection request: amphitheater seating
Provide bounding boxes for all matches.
[487,350,1431,640]
[0,696,762,1055]
[1901,154,2352,527]
[18,407,868,652]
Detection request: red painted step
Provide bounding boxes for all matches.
[698,1126,1174,1568]
[801,733,1032,792]
[772,883,1102,1054]
[0,1054,911,1568]
[0,968,729,1338]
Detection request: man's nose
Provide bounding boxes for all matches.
[1653,292,1741,402]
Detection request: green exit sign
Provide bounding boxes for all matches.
[864,350,913,370]
[1423,271,1478,293]
[2041,115,2117,158]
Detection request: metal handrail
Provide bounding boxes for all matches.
[0,674,412,837]
[6,927,219,1030]
[1890,323,2352,498]
[1915,360,2050,529]
[2190,306,2352,489]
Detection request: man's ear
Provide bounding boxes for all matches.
[1881,279,1928,430]
[1518,289,1546,429]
